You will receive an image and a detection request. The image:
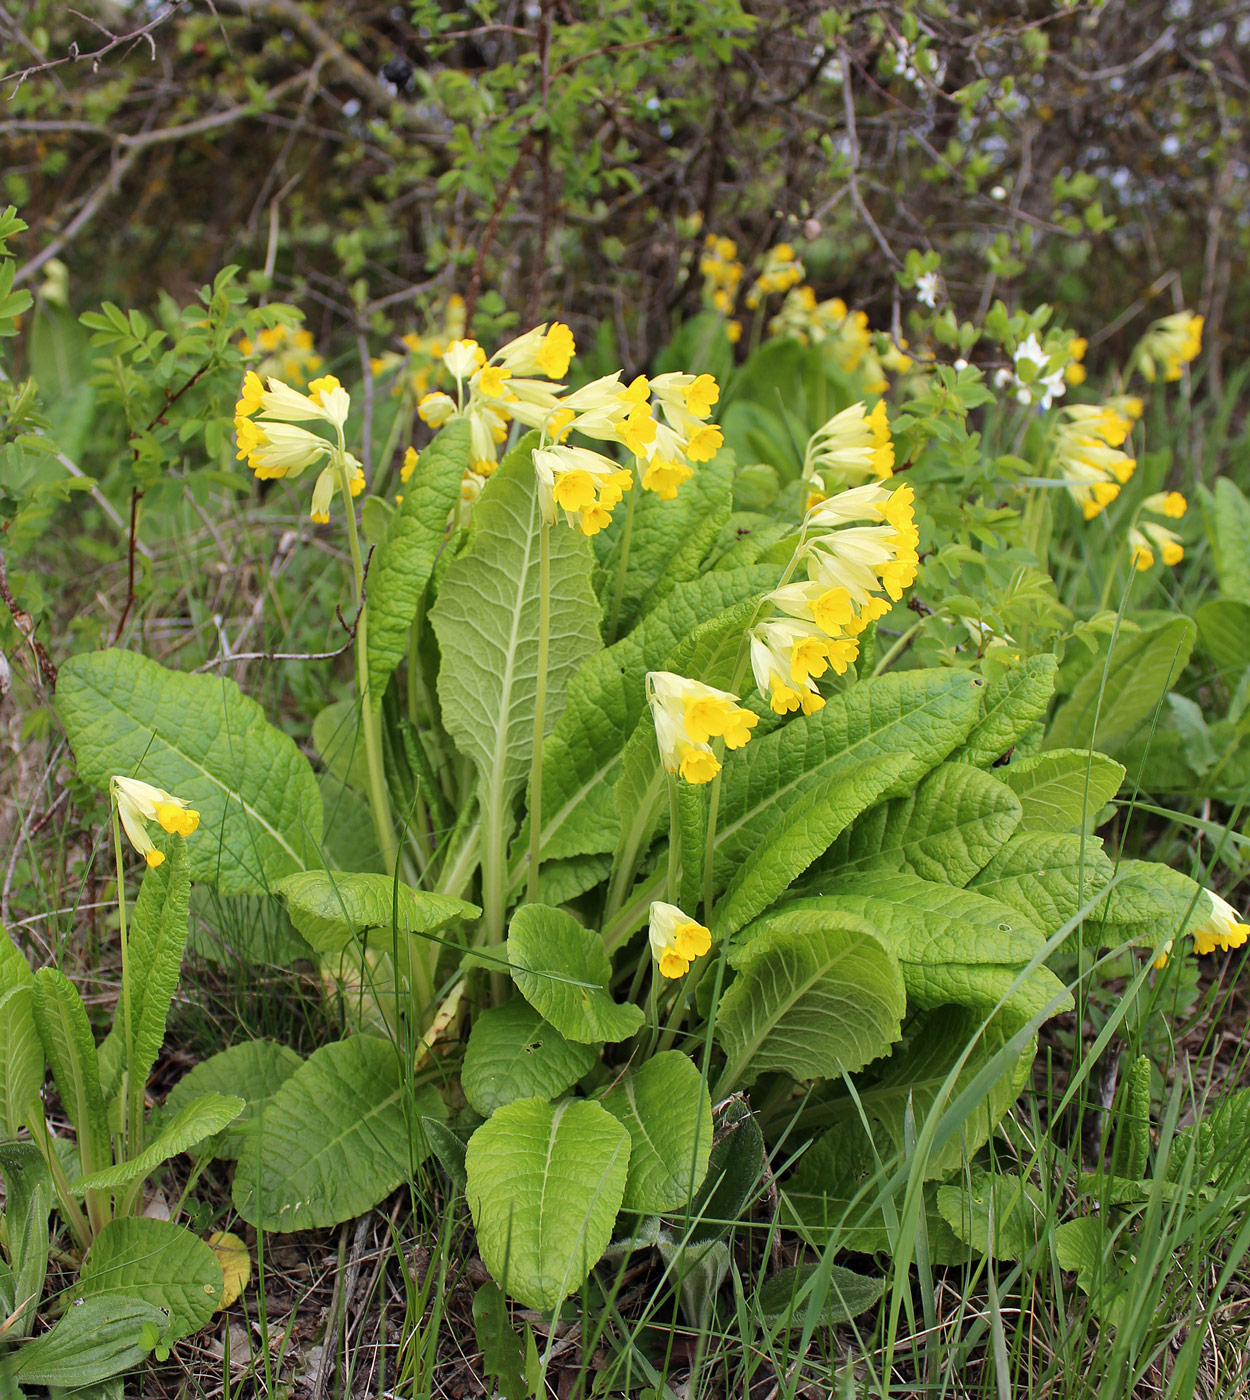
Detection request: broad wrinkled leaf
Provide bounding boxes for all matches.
[756,1262,884,1326]
[0,984,42,1140]
[366,418,471,706]
[951,654,1058,767]
[57,649,323,893]
[506,904,643,1044]
[714,669,985,888]
[762,875,1071,1024]
[1000,748,1124,832]
[1091,859,1208,949]
[465,1096,630,1310]
[8,1296,172,1388]
[232,1035,443,1230]
[685,1097,765,1244]
[274,870,477,955]
[713,755,909,939]
[0,1141,52,1339]
[31,968,109,1177]
[1195,598,1250,690]
[127,837,191,1089]
[430,441,602,836]
[603,1052,713,1213]
[75,1218,222,1339]
[462,1000,598,1116]
[72,1092,243,1193]
[970,833,1116,942]
[164,1039,304,1160]
[716,915,906,1091]
[1202,478,1250,603]
[936,1169,1047,1260]
[819,762,1021,887]
[1045,617,1196,753]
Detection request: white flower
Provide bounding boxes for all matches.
[916,271,940,308]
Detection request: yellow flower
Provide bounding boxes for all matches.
[536,323,576,378]
[1192,890,1249,956]
[801,480,919,616]
[444,339,487,381]
[112,775,199,868]
[1143,490,1186,519]
[726,319,743,344]
[684,423,723,462]
[1142,520,1184,566]
[804,401,895,494]
[649,901,713,980]
[641,457,693,501]
[683,373,720,419]
[647,670,757,784]
[1052,405,1137,520]
[1128,528,1154,571]
[533,444,633,535]
[1136,310,1203,382]
[401,446,418,483]
[418,391,457,427]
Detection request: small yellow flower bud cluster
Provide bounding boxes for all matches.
[1129,490,1187,571]
[745,243,805,309]
[111,775,199,868]
[802,401,895,508]
[1192,889,1249,957]
[749,480,919,716]
[699,233,744,320]
[1135,310,1203,383]
[237,324,323,387]
[1052,403,1137,521]
[234,371,361,524]
[648,901,712,979]
[647,671,758,785]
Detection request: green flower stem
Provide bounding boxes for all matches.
[655,957,703,1055]
[871,618,925,677]
[666,774,682,905]
[606,463,640,644]
[110,800,141,1165]
[335,450,399,875]
[526,522,552,905]
[23,1111,92,1251]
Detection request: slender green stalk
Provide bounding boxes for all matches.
[666,775,681,905]
[871,618,925,677]
[110,800,141,1163]
[526,523,552,904]
[606,465,640,644]
[335,447,399,873]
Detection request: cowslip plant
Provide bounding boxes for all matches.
[0,778,242,1388]
[34,272,1240,1346]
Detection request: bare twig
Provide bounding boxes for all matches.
[0,554,57,690]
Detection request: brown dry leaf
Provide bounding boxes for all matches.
[208,1230,252,1309]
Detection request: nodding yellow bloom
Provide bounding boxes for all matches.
[745,243,805,307]
[647,670,758,784]
[1136,310,1203,383]
[1192,889,1249,956]
[310,461,364,524]
[801,480,920,615]
[748,619,850,716]
[112,775,199,868]
[235,420,332,481]
[443,339,487,381]
[1141,520,1184,567]
[1153,938,1173,970]
[649,902,712,980]
[1051,405,1137,521]
[1108,394,1144,422]
[1064,336,1088,386]
[803,401,895,505]
[533,445,633,535]
[401,447,419,484]
[1143,490,1187,519]
[417,391,457,427]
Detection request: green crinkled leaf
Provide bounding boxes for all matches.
[596,456,734,636]
[756,1262,884,1326]
[936,1170,1047,1260]
[506,904,643,1044]
[513,567,774,868]
[73,1092,243,1193]
[819,762,1022,887]
[56,649,323,894]
[0,984,42,1140]
[713,756,910,939]
[465,1096,631,1311]
[231,1035,443,1231]
[1169,1086,1250,1191]
[1203,478,1250,603]
[716,915,906,1091]
[602,1051,713,1214]
[366,418,471,707]
[311,700,370,795]
[430,439,603,839]
[462,1000,599,1116]
[75,1218,222,1340]
[686,1097,765,1244]
[31,968,109,1177]
[761,875,1071,1024]
[163,1039,304,1161]
[713,669,986,889]
[8,1295,172,1388]
[1000,748,1124,832]
[1195,598,1250,690]
[273,870,478,956]
[1044,617,1196,753]
[127,837,191,1090]
[970,833,1116,941]
[534,852,612,907]
[1091,859,1208,948]
[0,1141,52,1340]
[951,654,1058,767]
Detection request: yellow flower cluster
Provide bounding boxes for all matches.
[1191,890,1249,956]
[238,323,323,387]
[1136,311,1203,383]
[745,243,805,309]
[1053,403,1137,521]
[112,775,199,868]
[802,401,895,508]
[749,481,919,716]
[420,326,723,537]
[235,371,362,523]
[770,288,889,392]
[647,670,758,785]
[1129,490,1187,571]
[699,233,744,316]
[649,901,712,980]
